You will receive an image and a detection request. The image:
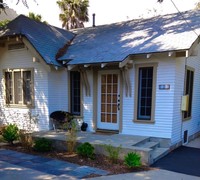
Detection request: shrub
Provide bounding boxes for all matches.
[2,124,19,145]
[33,138,52,152]
[124,152,142,168]
[77,142,95,159]
[19,130,33,150]
[104,144,122,163]
[66,120,77,154]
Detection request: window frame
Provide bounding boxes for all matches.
[183,66,194,121]
[70,71,81,116]
[134,63,157,123]
[4,68,34,108]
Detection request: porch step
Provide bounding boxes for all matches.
[151,147,170,164]
[137,141,159,149]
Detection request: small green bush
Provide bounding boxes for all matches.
[2,124,19,145]
[124,152,142,168]
[77,142,95,159]
[33,138,52,152]
[104,144,122,163]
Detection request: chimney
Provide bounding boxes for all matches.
[92,13,96,27]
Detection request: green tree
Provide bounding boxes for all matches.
[28,12,48,24]
[0,19,10,27]
[57,0,89,30]
[29,12,42,21]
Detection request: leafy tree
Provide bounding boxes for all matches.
[28,12,47,24]
[0,19,10,27]
[57,0,89,30]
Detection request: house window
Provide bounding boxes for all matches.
[134,63,157,122]
[70,71,81,116]
[183,67,194,119]
[5,69,34,107]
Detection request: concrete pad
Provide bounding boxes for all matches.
[86,169,200,180]
[185,137,200,149]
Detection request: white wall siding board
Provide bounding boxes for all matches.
[48,69,69,114]
[171,58,185,144]
[181,47,200,140]
[82,70,94,132]
[122,58,176,139]
[0,46,50,131]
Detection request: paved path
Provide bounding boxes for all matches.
[0,149,108,180]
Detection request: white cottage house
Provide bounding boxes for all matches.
[0,10,200,148]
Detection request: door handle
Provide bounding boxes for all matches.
[117,103,120,111]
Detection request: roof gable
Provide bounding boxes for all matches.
[58,10,200,65]
[0,15,75,66]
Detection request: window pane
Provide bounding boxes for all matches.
[137,67,153,120]
[184,69,194,119]
[23,71,32,105]
[14,72,22,104]
[5,72,13,104]
[70,71,81,115]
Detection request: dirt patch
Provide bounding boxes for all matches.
[0,142,151,178]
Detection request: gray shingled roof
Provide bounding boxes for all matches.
[58,10,200,65]
[0,15,75,66]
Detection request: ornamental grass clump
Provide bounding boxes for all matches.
[104,144,122,164]
[124,152,142,168]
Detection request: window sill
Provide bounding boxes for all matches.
[182,117,192,122]
[5,104,35,109]
[133,119,155,124]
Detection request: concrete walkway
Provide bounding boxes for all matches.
[87,169,200,180]
[0,149,108,180]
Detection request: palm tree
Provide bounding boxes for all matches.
[28,12,42,22]
[57,0,89,30]
[28,12,48,24]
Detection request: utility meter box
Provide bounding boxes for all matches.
[181,95,189,111]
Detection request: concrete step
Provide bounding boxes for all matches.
[137,141,160,149]
[132,137,151,146]
[151,147,170,164]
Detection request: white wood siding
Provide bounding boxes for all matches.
[48,69,69,129]
[181,45,200,141]
[0,44,50,131]
[171,58,185,144]
[82,70,94,131]
[121,58,176,139]
[48,69,69,113]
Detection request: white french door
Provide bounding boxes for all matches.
[97,71,120,130]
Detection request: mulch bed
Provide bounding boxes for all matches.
[0,142,151,178]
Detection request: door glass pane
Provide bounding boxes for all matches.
[100,73,118,124]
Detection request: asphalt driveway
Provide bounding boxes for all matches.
[151,146,200,177]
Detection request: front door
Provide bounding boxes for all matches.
[97,71,120,130]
